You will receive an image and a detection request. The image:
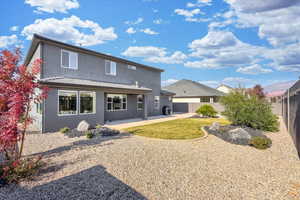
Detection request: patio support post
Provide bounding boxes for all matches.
[143,94,148,120]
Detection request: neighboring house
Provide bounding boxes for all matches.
[216,84,233,94]
[25,34,174,133]
[163,79,225,113]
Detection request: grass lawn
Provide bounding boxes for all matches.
[124,118,230,140]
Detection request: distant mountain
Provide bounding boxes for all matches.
[264,80,297,97]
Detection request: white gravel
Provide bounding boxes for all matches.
[1,118,300,200]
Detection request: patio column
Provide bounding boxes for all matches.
[143,94,148,120]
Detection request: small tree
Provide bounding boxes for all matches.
[247,84,265,99]
[0,49,48,161]
[196,104,217,117]
[220,91,278,132]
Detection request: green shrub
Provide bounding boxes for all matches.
[95,124,102,129]
[249,136,272,149]
[220,91,279,132]
[85,131,94,139]
[59,127,70,133]
[196,104,217,117]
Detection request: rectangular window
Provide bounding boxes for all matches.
[128,65,136,70]
[107,94,127,111]
[105,60,117,76]
[137,95,143,110]
[80,91,96,114]
[154,96,160,110]
[61,49,78,69]
[58,90,77,115]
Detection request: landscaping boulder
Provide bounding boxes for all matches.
[209,122,220,131]
[227,128,251,145]
[77,120,90,132]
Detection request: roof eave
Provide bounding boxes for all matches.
[24,34,164,72]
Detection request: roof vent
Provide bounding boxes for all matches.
[135,81,139,88]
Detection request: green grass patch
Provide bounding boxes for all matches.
[125,118,230,140]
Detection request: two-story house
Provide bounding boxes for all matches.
[25,34,174,133]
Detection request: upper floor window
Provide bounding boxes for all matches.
[128,65,136,70]
[105,60,117,76]
[61,49,78,69]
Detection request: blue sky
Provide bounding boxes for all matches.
[1,0,299,88]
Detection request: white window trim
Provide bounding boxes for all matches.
[58,90,78,116]
[106,94,127,112]
[137,95,143,111]
[105,60,117,76]
[61,49,78,70]
[79,91,96,115]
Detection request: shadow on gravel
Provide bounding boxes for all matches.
[1,165,147,200]
[29,133,132,159]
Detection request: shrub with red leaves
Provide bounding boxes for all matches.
[0,49,48,161]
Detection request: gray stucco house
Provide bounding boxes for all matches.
[25,34,174,133]
[163,79,225,113]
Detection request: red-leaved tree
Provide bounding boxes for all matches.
[0,49,48,161]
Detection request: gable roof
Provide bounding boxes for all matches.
[217,84,233,89]
[24,34,164,72]
[163,79,225,97]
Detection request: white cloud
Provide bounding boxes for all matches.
[125,17,144,25]
[174,8,203,17]
[186,30,265,69]
[22,15,117,47]
[162,79,178,86]
[122,46,187,64]
[174,8,209,23]
[224,0,300,46]
[187,0,212,7]
[10,26,19,32]
[0,35,19,48]
[237,64,273,75]
[199,80,220,88]
[223,77,253,87]
[145,51,187,64]
[25,0,79,13]
[224,0,298,13]
[140,28,159,35]
[126,27,136,34]
[153,19,163,24]
[265,43,300,72]
[122,46,166,57]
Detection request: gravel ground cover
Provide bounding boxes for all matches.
[1,118,300,200]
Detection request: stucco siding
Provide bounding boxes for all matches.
[104,94,144,121]
[160,95,173,112]
[173,103,224,113]
[42,43,161,117]
[43,88,105,132]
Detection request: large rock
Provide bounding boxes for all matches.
[77,120,90,132]
[227,128,251,145]
[209,122,220,131]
